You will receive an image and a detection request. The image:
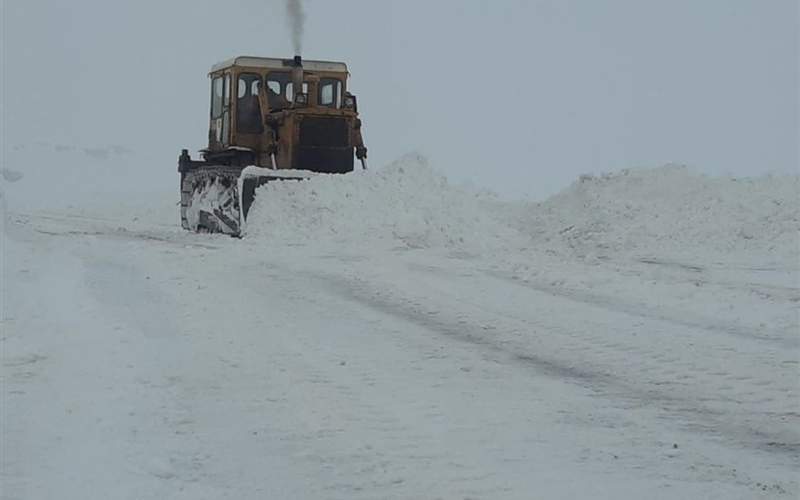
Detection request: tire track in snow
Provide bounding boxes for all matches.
[483,268,797,348]
[227,260,547,498]
[301,261,799,467]
[11,211,221,250]
[232,259,765,497]
[403,260,798,413]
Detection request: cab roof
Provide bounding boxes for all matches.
[210,56,348,75]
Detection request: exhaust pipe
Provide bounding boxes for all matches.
[292,55,303,102]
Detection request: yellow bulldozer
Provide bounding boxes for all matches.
[178,55,367,235]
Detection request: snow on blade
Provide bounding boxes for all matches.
[245,153,519,251]
[237,165,318,234]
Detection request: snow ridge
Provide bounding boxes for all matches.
[246,153,518,251]
[248,155,799,265]
[520,165,800,262]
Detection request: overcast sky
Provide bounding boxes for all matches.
[3,0,798,199]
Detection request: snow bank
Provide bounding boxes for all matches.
[245,153,519,251]
[518,165,800,263]
[246,156,799,264]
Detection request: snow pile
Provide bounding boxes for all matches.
[246,157,798,263]
[518,165,800,262]
[245,153,519,251]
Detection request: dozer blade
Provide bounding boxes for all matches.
[182,167,243,235]
[237,166,308,235]
[181,165,310,237]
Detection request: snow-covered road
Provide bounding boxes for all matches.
[3,198,797,499]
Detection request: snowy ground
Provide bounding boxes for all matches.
[2,154,798,499]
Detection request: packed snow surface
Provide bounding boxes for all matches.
[3,152,799,499]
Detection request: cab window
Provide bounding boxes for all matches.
[266,72,292,109]
[222,75,231,144]
[266,80,281,95]
[211,77,224,118]
[319,78,342,108]
[286,81,308,103]
[266,72,311,108]
[237,73,263,134]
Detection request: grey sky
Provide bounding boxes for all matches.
[3,0,798,199]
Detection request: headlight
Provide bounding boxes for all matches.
[294,93,308,105]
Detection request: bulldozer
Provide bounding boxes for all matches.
[178,55,368,235]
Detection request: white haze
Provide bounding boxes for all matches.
[2,0,798,202]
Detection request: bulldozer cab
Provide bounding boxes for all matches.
[204,56,363,174]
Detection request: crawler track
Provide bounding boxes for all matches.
[180,166,244,235]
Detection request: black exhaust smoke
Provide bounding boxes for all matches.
[286,0,305,55]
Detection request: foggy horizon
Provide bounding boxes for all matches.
[3,0,798,199]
